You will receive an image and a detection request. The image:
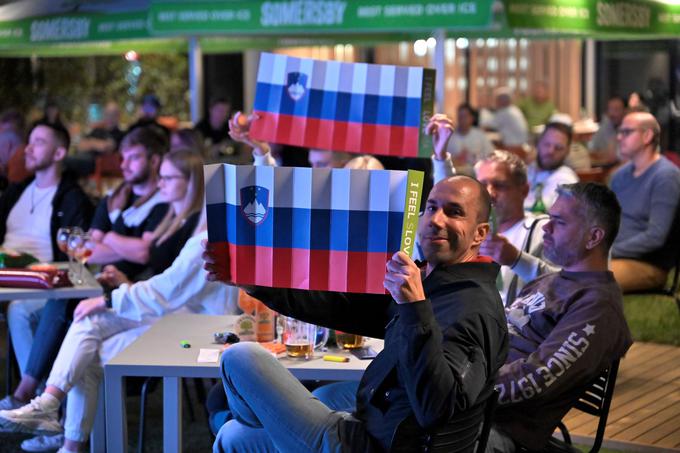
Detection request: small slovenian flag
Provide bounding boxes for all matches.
[205,164,424,294]
[250,52,435,158]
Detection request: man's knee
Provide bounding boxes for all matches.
[220,342,268,377]
[213,419,271,453]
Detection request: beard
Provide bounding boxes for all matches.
[537,153,561,172]
[543,240,583,267]
[125,165,151,185]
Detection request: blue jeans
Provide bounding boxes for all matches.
[8,298,77,381]
[213,342,367,453]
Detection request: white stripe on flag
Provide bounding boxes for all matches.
[407,67,424,98]
[311,168,333,210]
[379,65,396,97]
[292,167,312,210]
[225,164,238,206]
[271,53,288,86]
[389,171,408,212]
[204,164,225,205]
[256,52,275,84]
[351,63,368,95]
[330,169,350,211]
[368,170,391,212]
[348,169,371,211]
[324,60,341,92]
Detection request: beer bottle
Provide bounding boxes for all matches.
[530,183,547,214]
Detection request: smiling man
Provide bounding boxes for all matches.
[489,182,633,452]
[205,175,508,453]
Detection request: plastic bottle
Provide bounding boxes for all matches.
[530,183,547,214]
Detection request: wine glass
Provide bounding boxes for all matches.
[67,229,84,285]
[74,233,95,284]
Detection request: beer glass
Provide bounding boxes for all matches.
[335,331,365,349]
[283,317,327,360]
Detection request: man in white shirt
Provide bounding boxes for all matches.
[524,122,579,212]
[483,87,529,147]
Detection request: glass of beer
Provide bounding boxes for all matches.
[335,331,365,349]
[283,317,317,360]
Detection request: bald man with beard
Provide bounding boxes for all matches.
[609,111,680,292]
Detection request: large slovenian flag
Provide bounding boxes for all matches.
[249,52,436,158]
[205,164,424,294]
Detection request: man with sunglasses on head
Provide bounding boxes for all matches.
[609,111,680,293]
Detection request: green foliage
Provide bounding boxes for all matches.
[623,293,680,346]
[0,53,189,127]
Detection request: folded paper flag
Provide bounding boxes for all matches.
[205,164,424,294]
[250,52,435,159]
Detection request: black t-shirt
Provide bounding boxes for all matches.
[149,211,201,276]
[91,193,168,280]
[87,126,124,150]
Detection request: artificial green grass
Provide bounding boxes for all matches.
[622,293,680,346]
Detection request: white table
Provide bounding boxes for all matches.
[104,313,382,453]
[0,262,103,301]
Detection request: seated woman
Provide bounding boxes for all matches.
[0,148,208,445]
[0,210,238,452]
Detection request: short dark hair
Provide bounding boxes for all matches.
[30,120,70,150]
[556,182,621,250]
[608,95,627,108]
[457,102,479,126]
[540,122,573,147]
[120,125,168,157]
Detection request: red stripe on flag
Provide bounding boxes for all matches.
[346,251,368,293]
[252,112,420,157]
[272,248,291,288]
[309,249,330,291]
[366,252,390,294]
[328,250,348,292]
[255,246,273,287]
[291,248,310,289]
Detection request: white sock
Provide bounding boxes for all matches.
[38,393,61,411]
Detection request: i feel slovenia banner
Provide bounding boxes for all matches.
[249,52,435,159]
[205,164,424,294]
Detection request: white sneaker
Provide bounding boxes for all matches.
[0,395,25,411]
[21,434,64,452]
[0,394,63,435]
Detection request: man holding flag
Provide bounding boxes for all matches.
[204,170,508,452]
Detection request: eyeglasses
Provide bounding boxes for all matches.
[158,174,186,182]
[617,128,642,137]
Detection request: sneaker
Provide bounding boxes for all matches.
[0,395,25,411]
[0,395,63,435]
[21,434,64,452]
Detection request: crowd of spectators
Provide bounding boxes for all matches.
[0,82,676,453]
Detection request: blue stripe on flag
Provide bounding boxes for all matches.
[211,204,404,253]
[254,82,421,127]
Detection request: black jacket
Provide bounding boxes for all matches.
[0,174,94,261]
[250,260,509,452]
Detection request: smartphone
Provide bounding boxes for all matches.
[350,347,378,360]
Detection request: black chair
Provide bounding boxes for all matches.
[547,360,621,453]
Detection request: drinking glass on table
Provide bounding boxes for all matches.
[335,331,365,349]
[282,317,328,360]
[57,226,81,278]
[66,230,85,285]
[73,233,95,285]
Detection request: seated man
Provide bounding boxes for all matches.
[0,211,239,453]
[308,183,632,453]
[523,122,579,212]
[589,96,627,167]
[0,121,93,401]
[609,112,680,292]
[490,182,633,451]
[206,175,509,452]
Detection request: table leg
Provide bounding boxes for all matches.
[90,381,106,453]
[164,376,182,453]
[105,368,127,453]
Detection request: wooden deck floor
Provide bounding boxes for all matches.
[563,342,680,452]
